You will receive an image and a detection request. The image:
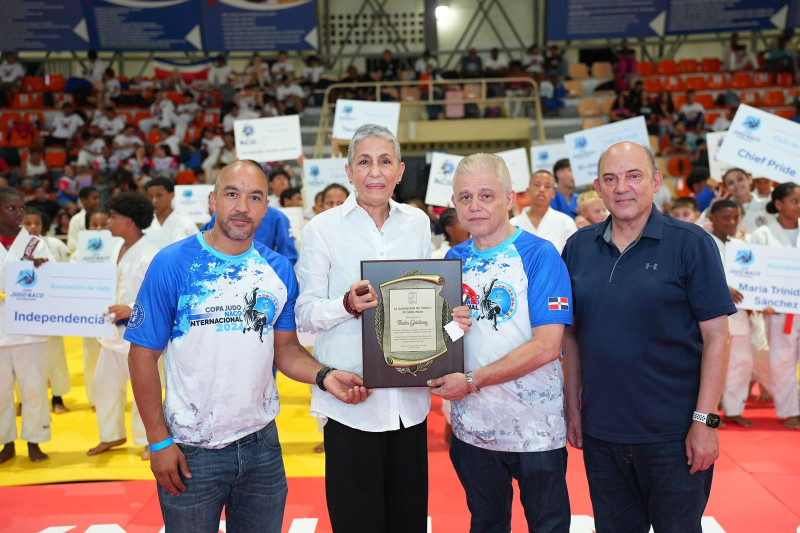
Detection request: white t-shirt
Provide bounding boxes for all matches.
[208,65,232,87]
[112,133,144,159]
[276,83,304,102]
[85,59,106,82]
[414,57,438,75]
[271,61,295,77]
[97,116,125,137]
[176,102,202,119]
[0,61,25,83]
[124,234,299,448]
[104,78,121,100]
[151,99,175,118]
[201,135,225,152]
[484,56,508,71]
[52,114,85,139]
[301,65,325,83]
[510,207,578,254]
[161,134,181,156]
[523,53,545,74]
[446,228,572,452]
[144,210,199,250]
[679,102,705,122]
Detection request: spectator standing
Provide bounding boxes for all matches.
[510,169,578,253]
[0,52,26,105]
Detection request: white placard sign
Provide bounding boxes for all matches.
[706,131,735,179]
[564,116,650,187]
[332,99,400,140]
[5,261,116,337]
[716,104,800,182]
[530,143,569,173]
[301,158,353,208]
[76,230,123,264]
[724,241,800,314]
[234,114,303,162]
[276,206,305,245]
[174,184,214,225]
[495,147,532,192]
[424,152,464,207]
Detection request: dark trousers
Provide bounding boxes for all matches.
[323,418,428,533]
[450,436,570,533]
[582,434,713,533]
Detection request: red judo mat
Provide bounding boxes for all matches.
[2,399,799,533]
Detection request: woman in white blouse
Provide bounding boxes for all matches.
[296,124,469,532]
[750,182,800,429]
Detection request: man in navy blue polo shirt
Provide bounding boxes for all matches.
[561,141,735,533]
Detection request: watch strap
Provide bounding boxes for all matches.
[465,371,479,395]
[316,366,335,391]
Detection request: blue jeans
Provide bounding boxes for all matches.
[582,434,713,533]
[157,422,287,533]
[450,436,570,533]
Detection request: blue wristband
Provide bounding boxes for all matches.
[148,437,174,452]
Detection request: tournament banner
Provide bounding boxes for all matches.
[301,158,353,209]
[716,104,800,183]
[234,115,303,163]
[76,230,123,264]
[82,0,202,51]
[724,240,800,315]
[706,131,736,180]
[496,147,532,193]
[4,261,116,337]
[424,152,464,208]
[174,184,214,225]
[332,100,401,140]
[530,143,569,174]
[0,0,90,51]
[199,0,318,51]
[564,116,650,187]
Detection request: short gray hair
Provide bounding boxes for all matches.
[597,142,659,179]
[453,153,513,195]
[347,124,402,167]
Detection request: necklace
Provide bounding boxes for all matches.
[207,230,217,251]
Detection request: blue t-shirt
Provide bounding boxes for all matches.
[200,207,298,265]
[550,191,579,218]
[561,206,736,444]
[447,228,572,452]
[124,233,298,448]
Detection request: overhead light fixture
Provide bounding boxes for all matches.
[436,0,450,21]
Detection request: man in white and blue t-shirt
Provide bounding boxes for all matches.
[125,160,368,533]
[428,153,573,532]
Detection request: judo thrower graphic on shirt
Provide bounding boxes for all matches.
[479,279,502,331]
[242,288,277,343]
[462,278,517,331]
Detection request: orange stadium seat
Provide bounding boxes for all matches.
[731,73,753,89]
[7,129,37,148]
[578,98,600,117]
[663,76,685,92]
[643,77,663,93]
[44,73,66,92]
[657,60,677,75]
[776,72,794,87]
[685,76,707,91]
[648,135,659,153]
[45,150,67,167]
[12,93,34,109]
[176,170,197,185]
[147,130,161,145]
[774,109,795,120]
[400,87,421,101]
[700,58,721,72]
[563,80,584,97]
[667,157,692,177]
[23,77,44,93]
[672,94,687,109]
[704,112,720,126]
[134,111,152,127]
[740,92,761,107]
[706,73,729,90]
[675,177,691,197]
[23,112,44,127]
[582,117,604,129]
[694,93,715,109]
[117,111,133,125]
[0,112,23,130]
[637,61,656,76]
[592,61,613,78]
[52,93,73,108]
[600,97,615,115]
[763,90,785,107]
[198,112,219,127]
[463,84,481,100]
[753,72,773,88]
[569,63,589,79]
[165,92,183,104]
[679,59,698,73]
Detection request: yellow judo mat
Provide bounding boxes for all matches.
[1,338,326,487]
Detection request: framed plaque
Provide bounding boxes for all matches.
[361,259,464,388]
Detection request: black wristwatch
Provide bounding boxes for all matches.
[692,411,721,429]
[316,366,335,391]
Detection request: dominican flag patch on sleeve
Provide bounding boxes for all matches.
[548,297,570,311]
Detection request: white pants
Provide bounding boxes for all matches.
[174,113,194,143]
[750,312,771,394]
[202,148,221,172]
[0,343,51,444]
[94,346,146,445]
[83,337,101,406]
[47,336,71,397]
[722,335,753,417]
[766,314,800,418]
[139,110,177,134]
